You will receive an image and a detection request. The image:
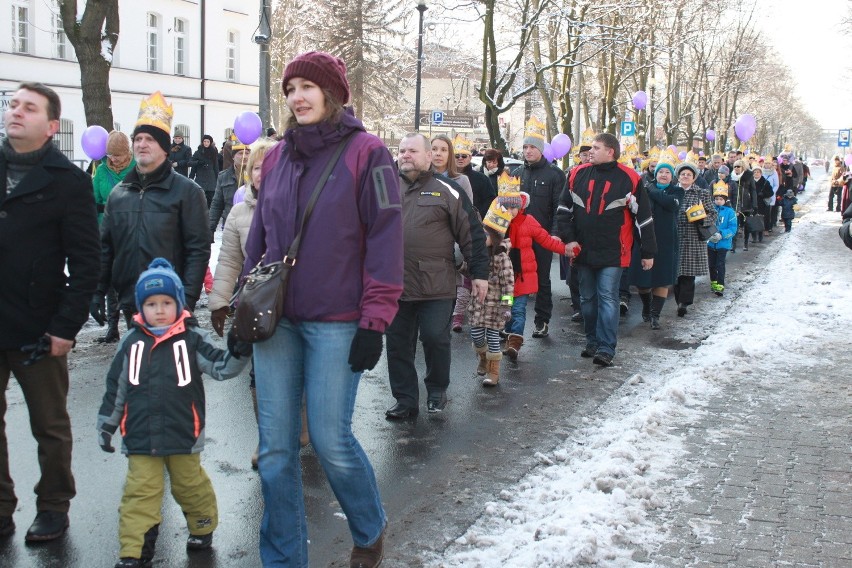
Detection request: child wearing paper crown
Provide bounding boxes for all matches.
[499,173,571,361]
[96,258,252,568]
[467,199,515,386]
[707,184,738,296]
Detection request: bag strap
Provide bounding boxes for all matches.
[285,133,355,261]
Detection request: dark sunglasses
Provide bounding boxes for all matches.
[454,154,470,159]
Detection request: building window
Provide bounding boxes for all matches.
[52,3,69,60]
[147,13,160,72]
[11,2,30,54]
[56,118,74,159]
[174,18,187,76]
[226,30,238,82]
[174,124,190,147]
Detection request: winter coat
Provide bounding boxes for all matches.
[92,158,135,225]
[467,239,514,329]
[190,147,220,195]
[209,188,256,312]
[508,211,566,296]
[676,184,716,277]
[168,142,193,177]
[754,177,774,216]
[480,160,505,203]
[630,182,683,289]
[514,157,565,233]
[244,108,404,333]
[0,143,100,349]
[779,163,797,192]
[763,169,779,206]
[831,165,845,188]
[781,195,798,220]
[556,161,657,268]
[708,204,738,251]
[397,171,488,301]
[209,167,240,232]
[734,170,757,214]
[97,312,249,456]
[701,168,718,187]
[99,160,211,310]
[462,163,496,219]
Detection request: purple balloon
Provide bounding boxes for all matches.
[678,151,687,160]
[734,114,756,141]
[699,151,705,157]
[542,142,556,162]
[632,90,648,110]
[706,129,716,142]
[81,125,109,160]
[550,133,572,159]
[845,155,852,167]
[234,111,262,145]
[667,145,678,153]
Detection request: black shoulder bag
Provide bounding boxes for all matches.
[232,135,353,342]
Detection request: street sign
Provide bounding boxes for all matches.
[420,114,476,129]
[838,129,850,148]
[0,92,11,140]
[620,121,636,137]
[431,110,444,125]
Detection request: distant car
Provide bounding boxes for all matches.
[810,158,824,167]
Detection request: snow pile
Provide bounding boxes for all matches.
[433,186,850,567]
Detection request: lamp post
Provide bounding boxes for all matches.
[413,0,428,131]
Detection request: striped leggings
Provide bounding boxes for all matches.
[470,327,501,353]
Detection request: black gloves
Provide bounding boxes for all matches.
[210,307,228,337]
[21,335,52,367]
[348,328,383,372]
[98,430,115,453]
[227,327,253,359]
[90,294,106,326]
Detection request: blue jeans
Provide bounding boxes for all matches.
[577,265,622,356]
[254,319,385,567]
[507,294,529,335]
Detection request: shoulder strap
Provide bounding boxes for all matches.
[285,133,355,260]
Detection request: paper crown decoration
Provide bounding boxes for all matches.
[747,152,759,162]
[648,146,661,160]
[134,91,174,135]
[524,116,546,141]
[453,134,474,155]
[685,203,707,222]
[232,142,248,152]
[712,180,729,197]
[658,148,679,169]
[482,199,513,235]
[579,127,596,149]
[497,171,522,208]
[685,150,699,164]
[783,143,792,152]
[624,143,640,160]
[617,152,633,167]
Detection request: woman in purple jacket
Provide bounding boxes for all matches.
[242,52,403,568]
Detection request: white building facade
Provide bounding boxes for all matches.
[1,0,260,166]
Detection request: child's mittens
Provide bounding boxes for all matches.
[709,232,722,243]
[98,430,115,453]
[625,193,638,214]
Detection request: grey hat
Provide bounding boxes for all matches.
[718,164,730,175]
[785,189,794,198]
[676,162,698,178]
[522,135,545,154]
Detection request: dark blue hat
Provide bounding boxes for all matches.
[135,258,186,316]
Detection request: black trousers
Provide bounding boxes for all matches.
[828,187,842,211]
[707,249,728,285]
[673,275,696,307]
[532,243,553,325]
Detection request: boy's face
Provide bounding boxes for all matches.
[142,294,178,327]
[507,206,520,218]
[714,196,726,206]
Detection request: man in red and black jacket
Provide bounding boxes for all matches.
[555,133,656,367]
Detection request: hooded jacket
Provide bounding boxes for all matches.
[244,108,403,333]
[708,203,738,251]
[507,211,566,296]
[209,188,256,311]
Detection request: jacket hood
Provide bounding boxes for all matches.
[284,107,365,159]
[243,184,258,208]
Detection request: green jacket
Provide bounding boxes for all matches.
[92,158,135,224]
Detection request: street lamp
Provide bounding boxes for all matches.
[413,0,428,131]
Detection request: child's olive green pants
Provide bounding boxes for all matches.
[119,453,218,558]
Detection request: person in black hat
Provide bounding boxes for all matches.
[168,133,192,177]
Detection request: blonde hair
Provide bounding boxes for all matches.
[243,138,277,190]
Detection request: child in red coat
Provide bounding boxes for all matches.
[503,191,569,360]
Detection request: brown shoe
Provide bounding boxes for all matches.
[474,344,488,376]
[482,352,501,386]
[350,529,384,568]
[502,333,523,361]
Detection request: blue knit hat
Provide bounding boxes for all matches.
[135,258,186,315]
[654,162,675,177]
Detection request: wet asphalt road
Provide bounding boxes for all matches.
[0,227,775,567]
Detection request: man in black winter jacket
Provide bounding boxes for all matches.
[514,118,565,338]
[168,134,192,177]
[92,92,210,323]
[0,82,100,542]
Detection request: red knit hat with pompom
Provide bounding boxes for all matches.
[282,51,350,105]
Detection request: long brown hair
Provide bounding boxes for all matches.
[431,134,459,178]
[284,87,345,130]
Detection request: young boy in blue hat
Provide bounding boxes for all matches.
[97,258,251,568]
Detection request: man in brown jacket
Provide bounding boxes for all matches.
[384,133,489,418]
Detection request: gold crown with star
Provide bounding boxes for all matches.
[524,116,546,141]
[452,134,473,155]
[134,91,174,136]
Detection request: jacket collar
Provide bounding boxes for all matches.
[133,310,194,347]
[0,143,78,202]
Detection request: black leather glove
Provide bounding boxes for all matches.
[98,430,115,453]
[210,307,228,337]
[348,328,383,372]
[227,327,253,359]
[90,294,106,326]
[21,335,52,367]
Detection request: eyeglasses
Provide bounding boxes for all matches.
[454,154,470,159]
[734,166,743,169]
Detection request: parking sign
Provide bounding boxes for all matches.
[621,121,636,137]
[431,110,444,126]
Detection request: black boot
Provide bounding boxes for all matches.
[141,524,158,562]
[97,318,120,343]
[639,292,652,322]
[649,296,666,330]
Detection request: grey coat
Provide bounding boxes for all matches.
[676,184,717,277]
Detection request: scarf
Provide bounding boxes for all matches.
[107,152,132,174]
[730,171,742,182]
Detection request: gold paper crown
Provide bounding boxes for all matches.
[452,134,473,155]
[134,91,174,135]
[482,199,513,236]
[617,152,633,167]
[496,171,522,208]
[783,143,792,152]
[580,127,596,148]
[713,180,728,197]
[685,151,699,164]
[686,203,707,221]
[648,146,661,160]
[658,148,678,169]
[624,143,640,160]
[524,116,546,141]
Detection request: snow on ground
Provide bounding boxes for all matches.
[431,182,850,567]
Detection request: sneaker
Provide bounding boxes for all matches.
[0,515,14,537]
[24,511,68,542]
[619,299,629,316]
[532,321,549,338]
[186,532,213,551]
[426,392,448,413]
[580,344,597,358]
[710,281,720,293]
[592,351,614,367]
[714,283,724,297]
[570,311,583,323]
